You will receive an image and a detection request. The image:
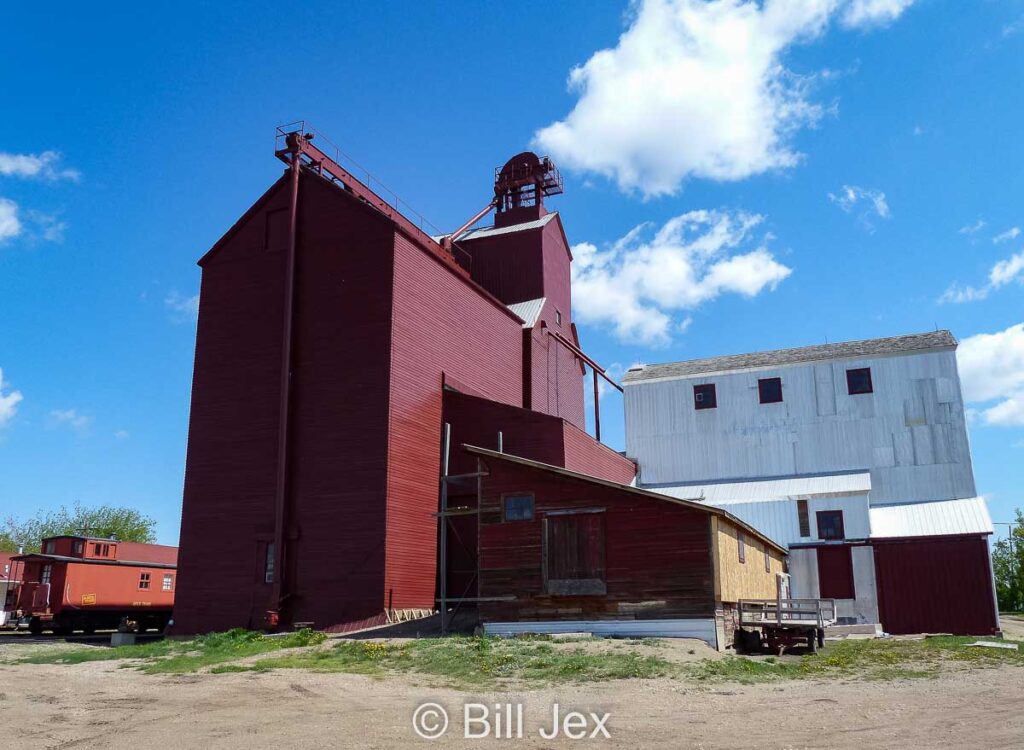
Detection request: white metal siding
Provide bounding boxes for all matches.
[869,496,993,538]
[625,349,976,505]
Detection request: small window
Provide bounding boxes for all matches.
[43,541,55,554]
[694,383,717,410]
[737,531,746,564]
[797,499,810,538]
[816,510,846,541]
[162,574,174,592]
[41,564,52,584]
[846,367,873,395]
[764,545,771,573]
[139,572,151,590]
[555,309,562,326]
[73,541,84,555]
[264,543,276,584]
[503,494,535,522]
[758,377,783,404]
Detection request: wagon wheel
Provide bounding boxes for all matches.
[28,618,43,636]
[807,631,818,654]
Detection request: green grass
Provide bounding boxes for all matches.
[9,630,1022,688]
[686,636,1023,685]
[240,636,676,687]
[12,628,326,674]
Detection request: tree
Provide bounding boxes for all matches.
[992,508,1024,613]
[0,502,157,553]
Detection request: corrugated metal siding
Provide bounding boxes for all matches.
[507,297,545,328]
[648,472,872,504]
[625,349,976,504]
[869,497,993,538]
[386,233,524,611]
[873,537,998,635]
[478,458,717,624]
[173,178,292,634]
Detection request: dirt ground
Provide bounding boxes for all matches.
[1,632,1022,749]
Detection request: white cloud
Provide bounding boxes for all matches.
[841,0,914,29]
[49,408,93,433]
[0,150,80,182]
[165,291,200,321]
[114,429,130,440]
[0,197,21,242]
[828,184,890,230]
[571,209,791,346]
[533,0,915,197]
[1004,16,1024,39]
[992,226,1021,244]
[0,369,23,427]
[959,219,986,235]
[941,250,1024,304]
[957,323,1024,426]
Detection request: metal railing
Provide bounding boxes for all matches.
[738,598,838,629]
[275,121,447,238]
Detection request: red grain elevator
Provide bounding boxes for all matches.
[172,126,625,634]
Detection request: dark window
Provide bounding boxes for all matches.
[797,500,810,538]
[43,541,55,554]
[816,510,846,541]
[41,564,52,585]
[764,545,771,573]
[555,309,562,326]
[694,383,717,410]
[545,511,606,595]
[503,494,534,522]
[758,377,783,404]
[846,367,873,395]
[738,532,746,563]
[138,572,151,590]
[73,541,84,555]
[817,545,856,599]
[264,543,275,584]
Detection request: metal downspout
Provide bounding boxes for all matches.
[270,136,303,623]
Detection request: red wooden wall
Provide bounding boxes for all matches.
[873,536,998,635]
[477,457,716,623]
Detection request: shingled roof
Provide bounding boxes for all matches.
[623,330,957,384]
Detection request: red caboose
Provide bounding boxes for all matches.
[12,536,178,635]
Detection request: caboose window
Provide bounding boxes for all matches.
[41,564,52,584]
[162,574,174,592]
[139,572,151,590]
[73,540,84,554]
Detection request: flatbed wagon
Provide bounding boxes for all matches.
[736,597,838,653]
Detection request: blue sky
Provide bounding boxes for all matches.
[1,0,1022,545]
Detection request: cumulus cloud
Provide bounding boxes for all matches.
[0,150,80,182]
[0,368,23,427]
[993,226,1021,244]
[533,0,915,197]
[165,291,200,321]
[957,323,1024,426]
[940,250,1024,304]
[828,184,890,230]
[841,0,914,28]
[0,197,21,242]
[49,408,94,433]
[571,209,791,346]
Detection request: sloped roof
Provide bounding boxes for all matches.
[507,297,546,328]
[646,471,872,504]
[464,445,788,554]
[623,330,957,383]
[438,212,558,243]
[869,497,993,538]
